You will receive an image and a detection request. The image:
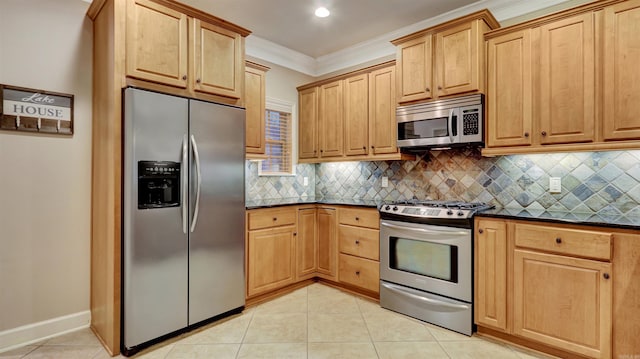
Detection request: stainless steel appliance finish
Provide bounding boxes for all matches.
[396,94,483,149]
[379,200,492,336]
[123,88,245,353]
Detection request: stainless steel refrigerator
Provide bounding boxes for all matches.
[122,88,245,355]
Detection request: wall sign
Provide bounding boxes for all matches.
[0,84,74,135]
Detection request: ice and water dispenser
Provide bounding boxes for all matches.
[137,161,181,209]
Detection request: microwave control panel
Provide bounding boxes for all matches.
[462,109,480,136]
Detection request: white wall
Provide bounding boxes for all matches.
[0,0,92,343]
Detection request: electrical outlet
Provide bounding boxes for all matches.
[549,177,562,193]
[303,177,309,186]
[382,176,389,188]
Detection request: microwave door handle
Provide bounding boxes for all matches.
[381,282,471,311]
[381,222,468,237]
[447,109,455,142]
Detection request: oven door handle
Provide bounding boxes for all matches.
[381,222,468,236]
[381,282,470,311]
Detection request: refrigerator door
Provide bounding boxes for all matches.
[188,99,246,325]
[123,88,189,349]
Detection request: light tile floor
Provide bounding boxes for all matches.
[0,283,555,358]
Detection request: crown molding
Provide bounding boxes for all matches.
[247,0,574,77]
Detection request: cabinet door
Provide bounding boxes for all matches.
[126,0,188,88]
[298,87,319,159]
[538,14,595,144]
[317,207,337,279]
[474,219,508,332]
[247,227,296,297]
[369,66,397,155]
[344,74,369,156]
[603,0,640,140]
[244,65,266,155]
[513,250,612,359]
[396,35,433,103]
[297,208,317,280]
[435,21,478,97]
[192,19,243,99]
[318,81,344,158]
[486,30,533,147]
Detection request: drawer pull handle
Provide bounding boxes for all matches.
[355,240,360,245]
[355,271,360,275]
[478,228,484,234]
[555,237,562,244]
[603,273,610,279]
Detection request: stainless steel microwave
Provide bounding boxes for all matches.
[397,94,484,150]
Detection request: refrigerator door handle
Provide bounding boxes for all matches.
[181,135,188,234]
[190,134,202,233]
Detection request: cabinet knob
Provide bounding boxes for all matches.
[371,146,375,149]
[541,131,547,136]
[355,240,360,245]
[355,271,360,275]
[603,273,610,279]
[196,78,201,84]
[273,217,277,221]
[293,232,297,236]
[426,87,430,92]
[362,146,366,150]
[182,75,187,81]
[438,86,442,90]
[478,228,484,234]
[320,149,324,153]
[524,132,530,137]
[555,237,562,244]
[355,217,360,221]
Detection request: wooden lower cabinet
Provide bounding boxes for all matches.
[513,249,611,359]
[338,254,379,293]
[296,207,317,280]
[247,226,296,298]
[474,217,622,359]
[316,207,337,279]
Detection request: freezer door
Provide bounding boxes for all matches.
[123,88,189,349]
[188,99,246,325]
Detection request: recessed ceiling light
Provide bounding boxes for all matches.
[315,7,330,18]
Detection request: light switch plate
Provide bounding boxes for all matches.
[382,176,389,188]
[549,177,562,193]
[303,177,309,186]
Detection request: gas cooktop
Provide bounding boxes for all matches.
[379,200,494,219]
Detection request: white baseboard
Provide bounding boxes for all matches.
[0,311,91,353]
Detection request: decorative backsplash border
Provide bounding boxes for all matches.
[247,150,640,216]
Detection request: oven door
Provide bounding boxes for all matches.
[380,219,472,302]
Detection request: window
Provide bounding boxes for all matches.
[259,99,294,176]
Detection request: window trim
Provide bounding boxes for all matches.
[258,97,296,176]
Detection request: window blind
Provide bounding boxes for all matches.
[260,109,292,175]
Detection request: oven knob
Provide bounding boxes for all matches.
[457,211,465,217]
[446,210,453,215]
[392,206,398,211]
[385,205,391,211]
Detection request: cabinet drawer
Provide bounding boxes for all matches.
[338,254,379,293]
[338,225,379,260]
[338,207,379,229]
[248,208,296,230]
[514,223,612,261]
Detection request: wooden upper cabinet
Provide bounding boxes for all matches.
[344,74,370,156]
[244,62,268,156]
[192,19,243,98]
[435,21,479,97]
[318,80,344,158]
[486,30,533,148]
[126,0,188,88]
[395,35,433,103]
[369,65,397,155]
[538,13,595,145]
[298,87,318,159]
[603,0,640,140]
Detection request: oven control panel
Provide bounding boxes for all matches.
[380,205,474,219]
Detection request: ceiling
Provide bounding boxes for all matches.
[181,0,479,59]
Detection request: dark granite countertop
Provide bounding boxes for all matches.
[245,197,381,210]
[477,207,640,231]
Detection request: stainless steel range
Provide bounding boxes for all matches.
[379,200,493,335]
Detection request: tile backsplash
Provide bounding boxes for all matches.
[247,149,640,215]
